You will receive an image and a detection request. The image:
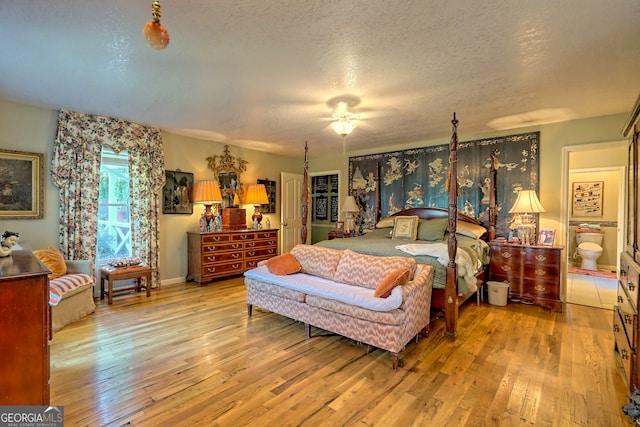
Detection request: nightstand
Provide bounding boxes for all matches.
[488,242,564,312]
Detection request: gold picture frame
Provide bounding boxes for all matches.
[0,149,44,219]
[335,221,345,232]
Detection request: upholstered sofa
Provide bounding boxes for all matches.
[244,244,434,369]
[33,248,96,333]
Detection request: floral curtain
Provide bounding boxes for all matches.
[52,110,165,288]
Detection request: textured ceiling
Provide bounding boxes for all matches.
[0,1,639,157]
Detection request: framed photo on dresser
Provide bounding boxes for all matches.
[538,229,555,246]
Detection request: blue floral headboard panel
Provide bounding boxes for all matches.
[349,131,539,238]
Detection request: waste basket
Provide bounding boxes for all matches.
[486,281,509,306]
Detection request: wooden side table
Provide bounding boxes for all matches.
[100,264,151,305]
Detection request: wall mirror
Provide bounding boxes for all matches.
[207,145,248,208]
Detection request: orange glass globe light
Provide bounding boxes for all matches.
[143,20,169,50]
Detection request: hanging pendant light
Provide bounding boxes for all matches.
[143,1,170,50]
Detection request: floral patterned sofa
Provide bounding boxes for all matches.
[244,244,434,369]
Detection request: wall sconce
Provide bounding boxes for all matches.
[509,189,546,245]
[244,184,269,228]
[194,180,222,230]
[341,196,360,233]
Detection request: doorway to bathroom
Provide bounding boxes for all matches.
[562,142,625,309]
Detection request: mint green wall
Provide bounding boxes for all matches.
[310,113,629,249]
[0,97,630,280]
[0,99,301,284]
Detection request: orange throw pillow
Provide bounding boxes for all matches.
[33,247,67,280]
[264,253,302,276]
[374,268,410,298]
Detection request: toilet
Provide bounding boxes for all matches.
[575,229,604,270]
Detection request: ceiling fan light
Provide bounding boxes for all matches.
[332,118,356,136]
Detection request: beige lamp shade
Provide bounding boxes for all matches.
[508,190,546,215]
[244,184,269,227]
[341,196,359,212]
[244,184,269,205]
[193,180,223,204]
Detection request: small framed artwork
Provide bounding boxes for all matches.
[538,229,555,246]
[572,181,603,216]
[335,221,345,233]
[0,149,44,219]
[257,178,276,213]
[163,170,194,214]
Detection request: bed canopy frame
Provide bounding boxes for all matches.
[301,114,497,339]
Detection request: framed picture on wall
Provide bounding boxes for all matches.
[0,149,44,219]
[572,181,603,216]
[163,170,194,214]
[257,178,276,213]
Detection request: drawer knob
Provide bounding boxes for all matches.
[535,284,546,292]
[248,251,255,256]
[614,324,620,333]
[622,348,629,360]
[267,249,275,254]
[240,235,248,240]
[628,282,636,292]
[232,263,241,269]
[232,253,240,259]
[535,254,547,262]
[233,244,241,249]
[207,246,217,251]
[501,252,511,259]
[625,313,632,324]
[535,269,545,276]
[206,267,216,273]
[206,256,216,262]
[247,242,256,247]
[618,295,624,304]
[501,265,511,272]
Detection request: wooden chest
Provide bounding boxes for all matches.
[488,242,563,312]
[221,208,246,230]
[187,229,278,285]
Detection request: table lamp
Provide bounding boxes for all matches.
[341,195,359,233]
[194,180,223,229]
[244,183,269,228]
[508,189,546,245]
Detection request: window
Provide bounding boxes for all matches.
[97,147,132,262]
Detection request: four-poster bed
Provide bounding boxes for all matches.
[301,114,498,339]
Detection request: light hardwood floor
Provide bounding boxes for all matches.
[50,277,629,426]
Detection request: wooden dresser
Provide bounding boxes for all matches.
[615,93,640,391]
[187,229,278,285]
[488,242,563,312]
[0,250,51,405]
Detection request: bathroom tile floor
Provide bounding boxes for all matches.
[566,272,617,310]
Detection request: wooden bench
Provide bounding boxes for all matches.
[100,264,151,305]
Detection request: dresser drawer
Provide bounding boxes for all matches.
[202,234,231,244]
[202,260,244,277]
[621,252,640,310]
[521,278,560,299]
[614,306,636,387]
[202,241,243,254]
[245,239,278,250]
[245,247,277,260]
[202,251,242,265]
